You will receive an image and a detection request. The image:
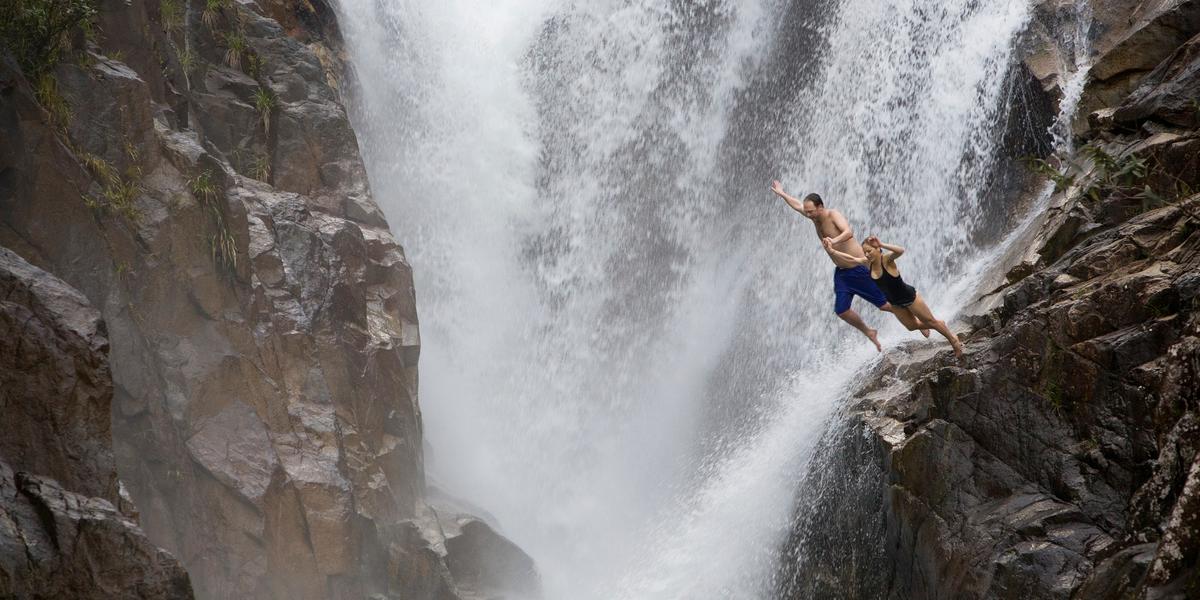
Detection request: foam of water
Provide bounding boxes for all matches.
[333,0,1034,597]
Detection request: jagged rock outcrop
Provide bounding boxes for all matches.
[432,502,543,600]
[1,0,538,598]
[780,2,1200,598]
[1024,0,1200,133]
[0,248,193,599]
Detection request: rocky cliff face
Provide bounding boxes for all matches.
[780,1,1200,598]
[0,0,536,598]
[0,247,193,598]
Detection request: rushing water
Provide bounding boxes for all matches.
[334,0,1035,597]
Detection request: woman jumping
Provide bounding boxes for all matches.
[822,236,963,357]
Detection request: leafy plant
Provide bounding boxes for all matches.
[1024,156,1075,193]
[1080,144,1147,202]
[253,86,276,133]
[223,30,247,69]
[0,0,97,78]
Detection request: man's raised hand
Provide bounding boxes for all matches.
[771,180,784,196]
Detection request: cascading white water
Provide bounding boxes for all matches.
[333,0,1035,598]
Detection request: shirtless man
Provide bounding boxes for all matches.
[770,180,892,351]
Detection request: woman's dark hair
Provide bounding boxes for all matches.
[803,193,824,207]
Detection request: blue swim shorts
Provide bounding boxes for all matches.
[833,265,888,314]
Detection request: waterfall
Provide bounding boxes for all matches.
[332,0,1034,598]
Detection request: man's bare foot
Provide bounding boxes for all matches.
[951,338,964,358]
[921,328,931,338]
[867,328,882,352]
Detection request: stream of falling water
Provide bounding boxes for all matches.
[333,1,1034,598]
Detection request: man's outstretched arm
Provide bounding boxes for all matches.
[770,180,806,213]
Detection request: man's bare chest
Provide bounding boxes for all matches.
[812,219,840,239]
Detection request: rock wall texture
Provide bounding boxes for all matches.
[780,1,1200,599]
[1,1,537,598]
[0,247,193,598]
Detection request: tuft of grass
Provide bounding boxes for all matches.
[80,151,113,179]
[188,169,238,273]
[188,169,218,201]
[80,150,142,222]
[253,86,276,133]
[34,74,71,129]
[159,0,183,34]
[102,177,142,221]
[251,153,271,181]
[201,0,230,29]
[175,44,196,88]
[1044,381,1064,413]
[123,140,140,163]
[0,0,97,79]
[223,30,247,70]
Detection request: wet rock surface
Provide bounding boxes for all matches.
[0,1,536,598]
[432,500,543,600]
[0,248,193,598]
[781,2,1200,598]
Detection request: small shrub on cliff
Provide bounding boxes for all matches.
[0,0,96,78]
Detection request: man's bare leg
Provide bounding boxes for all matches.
[837,308,882,352]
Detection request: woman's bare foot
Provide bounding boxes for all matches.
[867,328,882,352]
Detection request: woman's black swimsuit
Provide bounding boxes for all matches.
[873,263,918,307]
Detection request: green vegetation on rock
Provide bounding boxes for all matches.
[0,0,95,78]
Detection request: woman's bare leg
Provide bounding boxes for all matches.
[889,305,929,332]
[907,294,963,356]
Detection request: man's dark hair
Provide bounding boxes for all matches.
[803,193,824,207]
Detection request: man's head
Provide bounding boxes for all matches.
[801,193,824,218]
